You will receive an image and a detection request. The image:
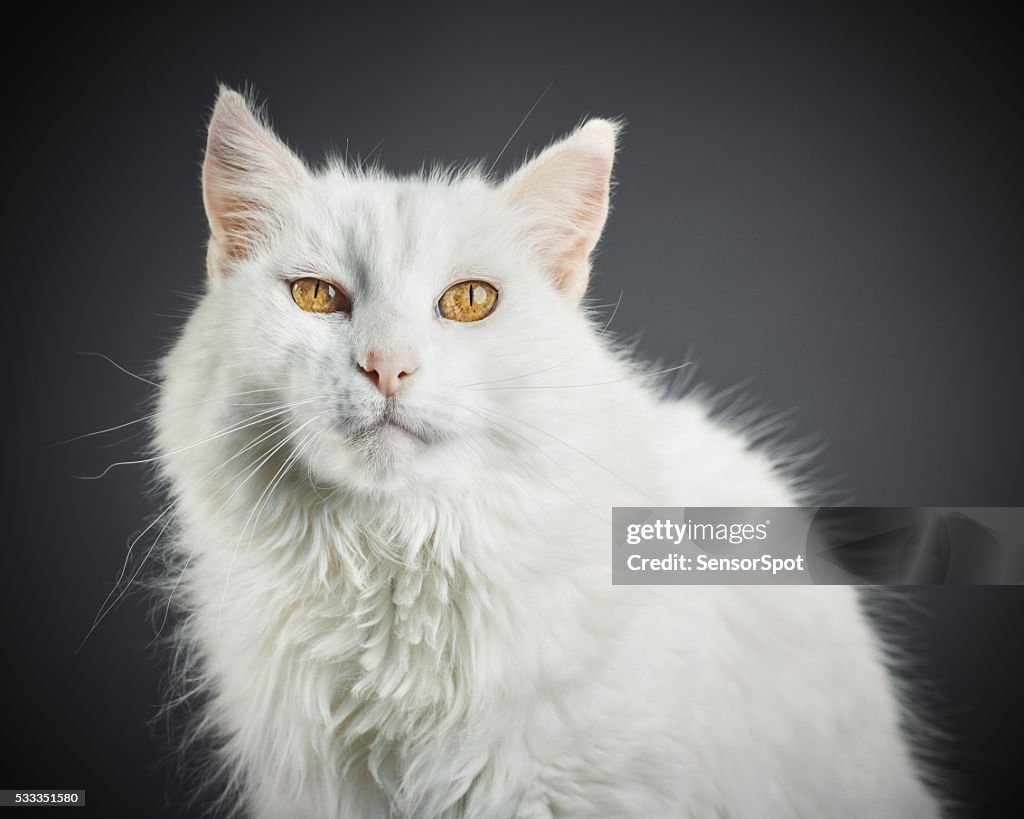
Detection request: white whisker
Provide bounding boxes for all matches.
[215,421,322,636]
[77,514,175,653]
[469,361,691,392]
[475,404,658,503]
[461,406,603,522]
[458,290,624,389]
[152,420,312,642]
[79,416,295,651]
[76,351,162,389]
[487,81,553,175]
[52,393,289,447]
[75,399,321,479]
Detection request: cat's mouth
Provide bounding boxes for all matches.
[355,418,426,444]
[340,403,442,450]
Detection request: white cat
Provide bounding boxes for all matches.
[153,87,940,818]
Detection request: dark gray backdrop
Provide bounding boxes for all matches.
[4,2,1021,816]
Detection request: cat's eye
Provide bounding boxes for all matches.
[291,277,350,314]
[437,280,499,323]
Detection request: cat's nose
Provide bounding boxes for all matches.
[359,352,419,398]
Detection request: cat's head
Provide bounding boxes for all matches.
[192,87,619,493]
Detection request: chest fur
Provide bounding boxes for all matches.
[180,498,561,813]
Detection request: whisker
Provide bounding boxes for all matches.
[76,351,162,388]
[469,361,691,392]
[93,432,145,451]
[460,433,567,533]
[79,417,294,651]
[357,138,385,171]
[52,392,295,447]
[458,290,623,389]
[75,399,321,479]
[216,421,321,635]
[461,406,602,522]
[75,349,320,403]
[152,421,312,642]
[305,429,335,500]
[475,404,658,504]
[488,81,553,176]
[77,514,175,653]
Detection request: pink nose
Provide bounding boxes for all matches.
[360,352,419,398]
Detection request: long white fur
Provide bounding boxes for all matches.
[153,88,939,818]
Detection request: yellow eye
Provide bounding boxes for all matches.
[291,277,350,314]
[437,280,499,322]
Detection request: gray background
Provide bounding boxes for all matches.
[4,1,1021,816]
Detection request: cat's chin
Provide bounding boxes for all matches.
[307,420,436,493]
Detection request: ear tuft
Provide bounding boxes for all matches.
[504,118,622,301]
[202,87,307,279]
[574,118,620,159]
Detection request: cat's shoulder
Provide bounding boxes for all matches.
[646,393,801,506]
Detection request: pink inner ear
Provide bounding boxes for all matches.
[555,234,599,298]
[508,120,617,301]
[201,90,307,276]
[554,159,612,299]
[203,156,259,262]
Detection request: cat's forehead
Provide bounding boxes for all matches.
[297,168,506,292]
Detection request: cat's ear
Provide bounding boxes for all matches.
[504,119,620,301]
[202,87,308,279]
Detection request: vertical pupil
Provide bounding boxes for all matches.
[469,284,474,306]
[313,280,321,300]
